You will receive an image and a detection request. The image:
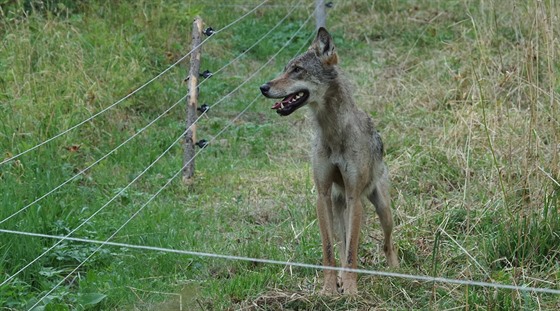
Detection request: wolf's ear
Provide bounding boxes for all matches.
[311,27,338,65]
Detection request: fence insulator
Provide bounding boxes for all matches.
[197,104,210,114]
[195,139,209,148]
[203,27,215,36]
[199,70,213,79]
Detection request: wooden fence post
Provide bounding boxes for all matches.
[183,17,203,185]
[315,0,327,29]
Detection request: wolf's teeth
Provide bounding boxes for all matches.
[280,103,284,109]
[297,92,304,97]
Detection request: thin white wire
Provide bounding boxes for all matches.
[27,14,316,308]
[26,95,263,310]
[1,7,315,295]
[1,228,558,296]
[0,0,303,226]
[7,2,557,303]
[293,29,316,59]
[0,120,188,289]
[0,96,185,225]
[207,0,305,78]
[199,7,316,115]
[0,0,270,167]
[7,7,556,304]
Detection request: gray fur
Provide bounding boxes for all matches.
[260,28,399,295]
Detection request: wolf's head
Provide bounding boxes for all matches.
[260,27,339,116]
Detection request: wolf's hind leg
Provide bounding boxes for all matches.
[368,173,399,267]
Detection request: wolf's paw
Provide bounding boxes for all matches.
[319,285,338,296]
[340,273,358,295]
[340,281,358,295]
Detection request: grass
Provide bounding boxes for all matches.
[1,0,559,310]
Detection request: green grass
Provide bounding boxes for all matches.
[1,0,559,310]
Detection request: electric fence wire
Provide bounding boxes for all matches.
[26,95,262,310]
[0,97,185,226]
[25,11,316,309]
[1,8,316,304]
[202,0,307,80]
[0,0,306,227]
[3,6,559,305]
[2,228,558,297]
[0,0,270,167]
[0,4,311,289]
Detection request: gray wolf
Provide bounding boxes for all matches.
[260,28,399,295]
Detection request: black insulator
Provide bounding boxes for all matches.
[199,70,213,79]
[197,104,210,113]
[195,139,209,148]
[203,27,215,36]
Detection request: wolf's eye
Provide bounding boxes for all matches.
[292,66,303,73]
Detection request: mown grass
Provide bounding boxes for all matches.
[1,0,559,310]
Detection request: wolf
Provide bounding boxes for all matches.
[260,28,399,295]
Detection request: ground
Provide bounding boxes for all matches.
[0,0,558,310]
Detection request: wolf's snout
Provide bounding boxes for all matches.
[259,83,271,96]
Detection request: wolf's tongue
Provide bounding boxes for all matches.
[272,94,296,110]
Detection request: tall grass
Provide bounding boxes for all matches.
[1,0,559,310]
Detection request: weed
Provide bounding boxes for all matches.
[1,0,559,310]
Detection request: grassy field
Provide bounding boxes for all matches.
[1,0,559,310]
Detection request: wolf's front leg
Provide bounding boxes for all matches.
[340,197,363,295]
[316,192,337,294]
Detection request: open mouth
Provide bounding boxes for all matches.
[271,91,309,116]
